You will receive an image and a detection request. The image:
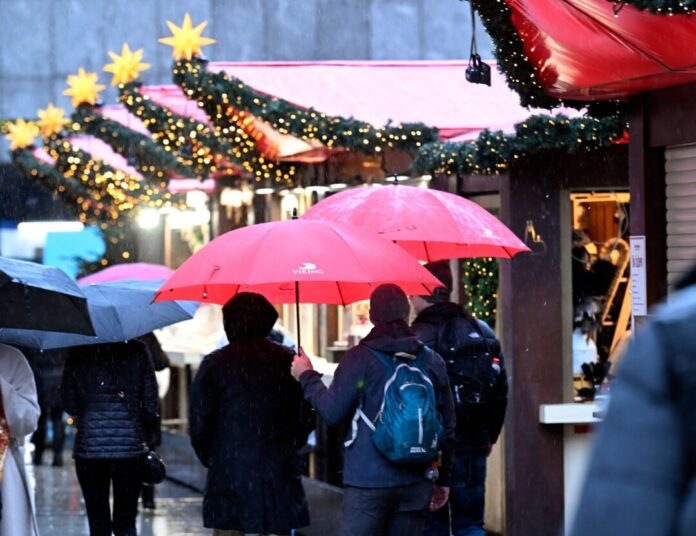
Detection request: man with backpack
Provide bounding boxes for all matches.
[291,283,456,536]
[411,260,508,536]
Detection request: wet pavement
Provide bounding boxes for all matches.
[29,455,208,535]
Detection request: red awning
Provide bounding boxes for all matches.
[506,0,696,100]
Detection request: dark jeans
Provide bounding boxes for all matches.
[424,449,487,536]
[75,457,143,536]
[31,401,65,464]
[342,480,433,536]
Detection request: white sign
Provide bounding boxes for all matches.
[630,236,648,316]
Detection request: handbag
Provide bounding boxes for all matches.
[142,449,166,485]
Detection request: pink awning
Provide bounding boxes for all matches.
[100,105,150,135]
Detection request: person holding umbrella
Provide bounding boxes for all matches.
[188,292,314,536]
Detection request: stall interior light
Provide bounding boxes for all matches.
[186,190,209,210]
[18,221,84,237]
[220,188,244,208]
[420,174,432,181]
[292,187,305,194]
[255,187,275,195]
[305,186,330,193]
[329,183,348,190]
[168,209,211,230]
[137,209,160,229]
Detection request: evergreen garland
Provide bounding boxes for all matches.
[71,104,195,183]
[607,0,696,14]
[463,257,498,328]
[412,112,626,175]
[173,57,438,155]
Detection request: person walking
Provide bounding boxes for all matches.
[291,283,456,536]
[189,292,314,536]
[22,347,68,467]
[568,270,696,536]
[62,341,159,536]
[0,344,41,536]
[410,261,508,536]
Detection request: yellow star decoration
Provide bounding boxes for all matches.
[37,103,70,137]
[158,13,216,61]
[63,68,106,107]
[5,119,39,151]
[103,43,150,86]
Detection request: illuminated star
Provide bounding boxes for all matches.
[37,103,70,137]
[103,43,151,86]
[5,119,39,151]
[63,68,106,107]
[158,13,216,61]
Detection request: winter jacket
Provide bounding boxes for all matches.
[569,285,696,536]
[62,341,159,459]
[300,320,456,488]
[189,338,314,533]
[411,302,508,451]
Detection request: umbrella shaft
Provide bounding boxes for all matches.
[295,281,301,350]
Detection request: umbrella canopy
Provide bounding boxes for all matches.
[0,280,198,350]
[0,257,94,335]
[302,185,529,262]
[154,218,442,306]
[77,263,174,285]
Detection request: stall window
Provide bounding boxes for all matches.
[569,192,631,401]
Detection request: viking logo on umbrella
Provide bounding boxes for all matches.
[293,263,325,275]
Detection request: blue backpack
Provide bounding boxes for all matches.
[345,347,443,464]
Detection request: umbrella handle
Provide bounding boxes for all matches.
[295,281,301,351]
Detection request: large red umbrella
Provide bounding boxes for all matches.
[154,217,441,347]
[302,185,529,262]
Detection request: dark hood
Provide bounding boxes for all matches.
[360,320,423,355]
[222,292,279,340]
[413,301,465,325]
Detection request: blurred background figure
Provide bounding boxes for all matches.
[23,347,68,467]
[0,343,40,536]
[62,341,159,536]
[569,269,696,536]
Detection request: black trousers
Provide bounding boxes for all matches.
[75,457,143,536]
[31,400,65,463]
[342,480,433,536]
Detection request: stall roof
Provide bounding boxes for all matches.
[505,0,696,100]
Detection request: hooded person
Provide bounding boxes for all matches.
[189,292,314,536]
[291,284,456,536]
[410,260,508,536]
[0,344,40,536]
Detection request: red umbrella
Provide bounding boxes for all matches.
[154,217,441,347]
[302,184,529,261]
[78,263,174,284]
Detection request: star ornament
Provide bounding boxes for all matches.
[5,119,39,151]
[37,103,70,136]
[103,44,151,86]
[63,68,106,107]
[159,13,216,61]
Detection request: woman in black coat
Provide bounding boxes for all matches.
[62,341,159,536]
[189,292,314,535]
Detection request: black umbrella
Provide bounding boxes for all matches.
[0,257,94,335]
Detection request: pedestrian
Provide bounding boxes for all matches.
[568,269,696,536]
[0,343,41,536]
[291,283,456,536]
[62,341,159,536]
[135,332,170,512]
[21,347,68,467]
[189,292,314,536]
[410,260,508,536]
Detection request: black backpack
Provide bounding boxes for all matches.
[435,316,499,414]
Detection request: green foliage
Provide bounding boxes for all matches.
[412,112,626,176]
[462,257,498,328]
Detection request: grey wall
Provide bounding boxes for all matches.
[0,0,491,160]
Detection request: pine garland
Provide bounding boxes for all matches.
[412,112,626,176]
[463,257,498,328]
[607,0,696,14]
[173,57,438,156]
[71,104,195,183]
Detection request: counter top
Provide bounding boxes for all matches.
[539,403,602,424]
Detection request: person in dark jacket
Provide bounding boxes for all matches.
[568,274,696,536]
[411,260,508,536]
[23,347,68,466]
[62,341,159,536]
[189,292,314,536]
[292,283,456,536]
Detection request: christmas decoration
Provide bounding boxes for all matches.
[608,0,696,14]
[463,257,498,328]
[4,119,39,151]
[63,68,106,107]
[103,43,150,86]
[412,112,626,176]
[159,12,216,61]
[37,104,70,137]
